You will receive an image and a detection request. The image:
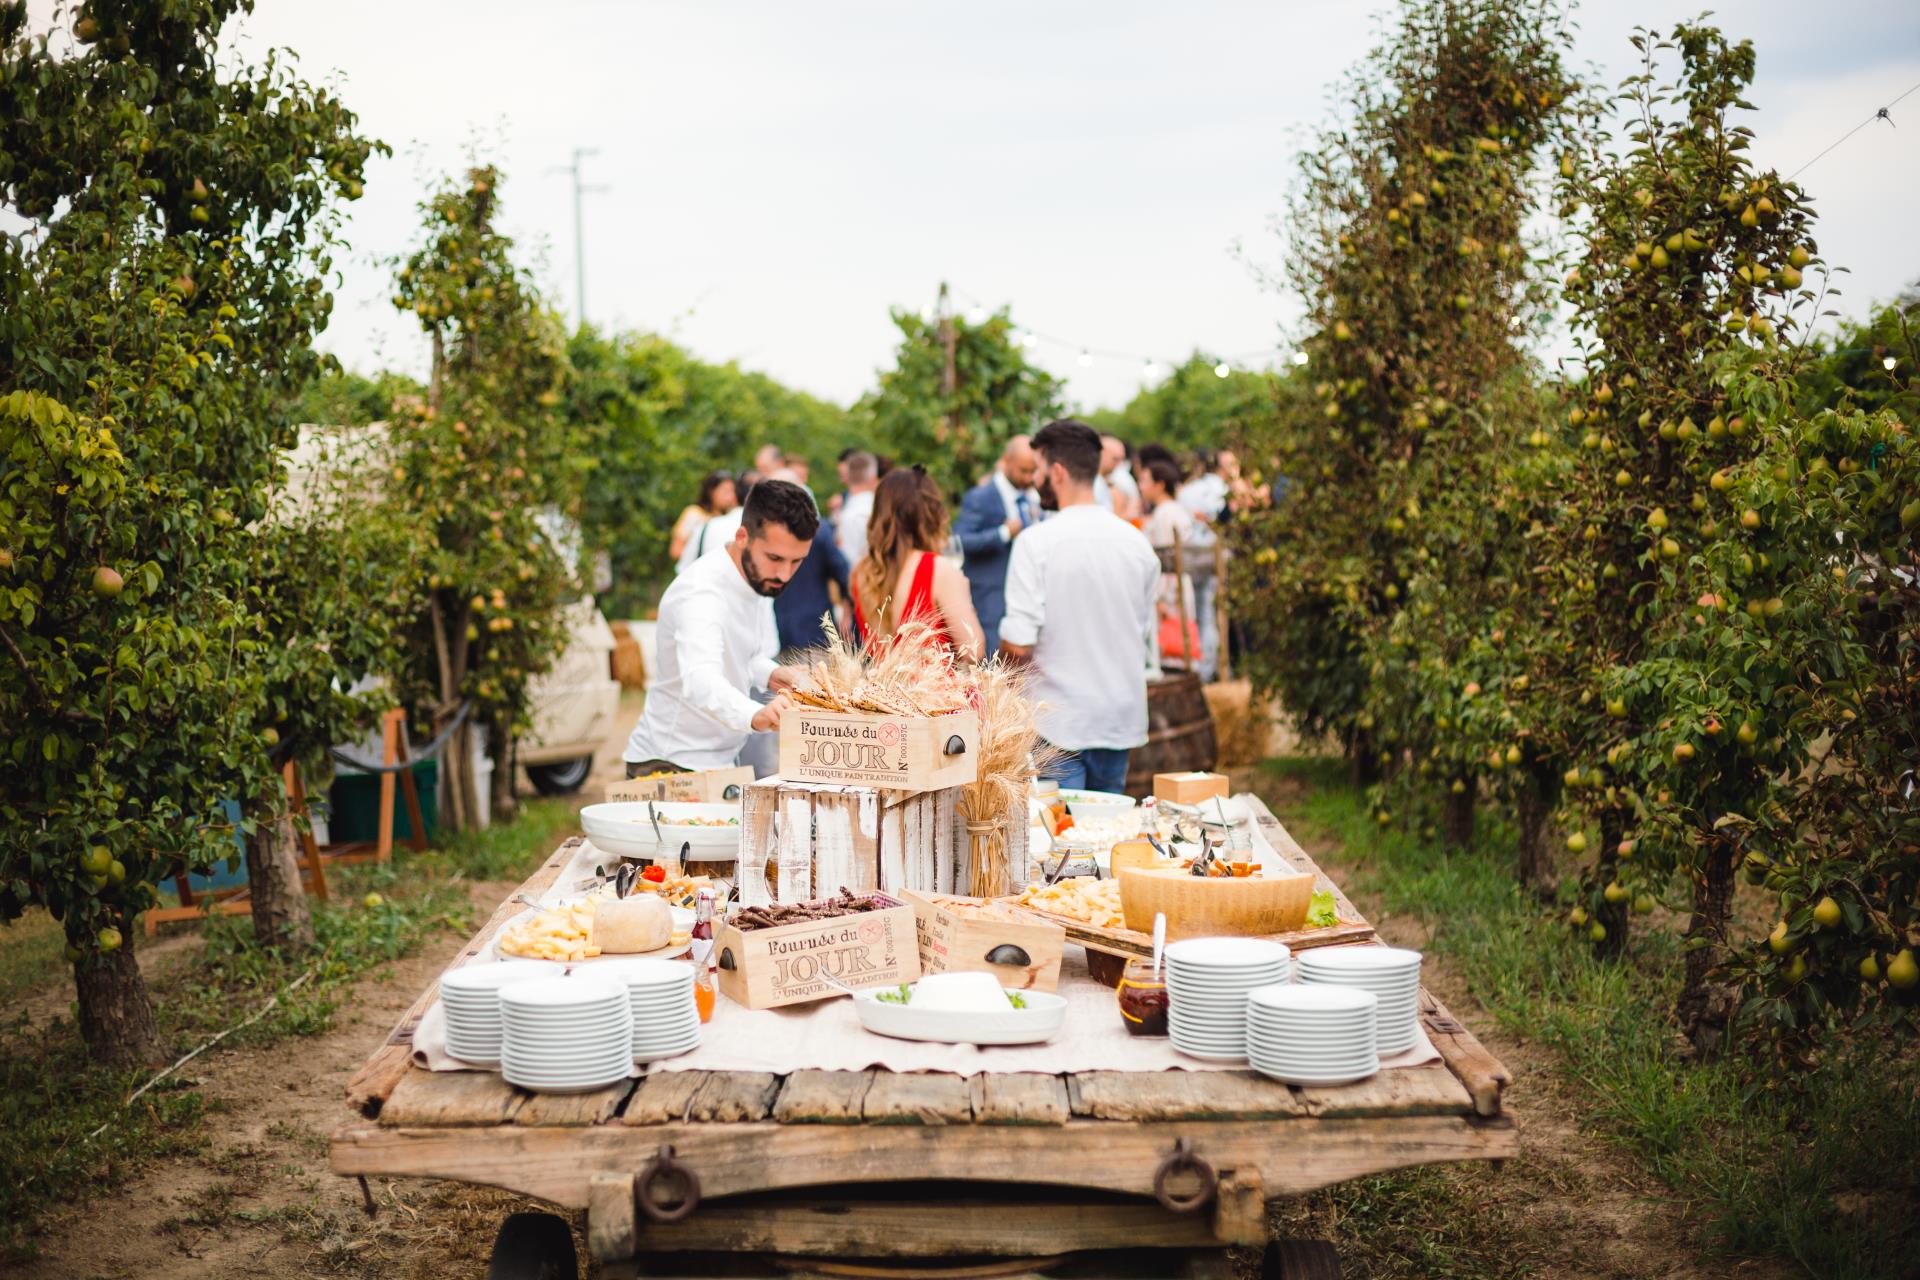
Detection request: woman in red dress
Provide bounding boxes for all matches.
[852,467,985,662]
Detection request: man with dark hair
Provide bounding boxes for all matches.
[624,480,818,775]
[1000,420,1161,793]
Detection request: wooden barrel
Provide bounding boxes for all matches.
[1124,672,1218,797]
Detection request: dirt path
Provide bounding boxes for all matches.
[1248,771,1792,1280]
[17,879,553,1280]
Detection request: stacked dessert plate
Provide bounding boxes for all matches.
[1246,983,1379,1085]
[438,963,541,1066]
[596,958,702,1062]
[1164,937,1292,1062]
[499,976,634,1093]
[1296,945,1422,1055]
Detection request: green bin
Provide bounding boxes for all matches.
[327,758,439,844]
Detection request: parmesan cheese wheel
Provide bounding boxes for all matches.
[594,894,673,954]
[1118,867,1314,939]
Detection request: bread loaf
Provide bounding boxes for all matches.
[594,894,673,954]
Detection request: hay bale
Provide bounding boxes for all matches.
[609,620,647,689]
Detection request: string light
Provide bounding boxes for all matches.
[966,306,987,325]
[1292,350,1310,366]
[1884,355,1899,371]
[1142,358,1159,378]
[1078,350,1094,368]
[1214,361,1231,379]
[933,283,1285,377]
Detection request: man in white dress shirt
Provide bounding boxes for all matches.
[623,481,817,776]
[999,420,1161,794]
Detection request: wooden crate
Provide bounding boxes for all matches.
[779,707,979,793]
[904,891,1064,991]
[715,893,920,1009]
[604,766,753,804]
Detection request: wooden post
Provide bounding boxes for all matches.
[1214,536,1232,681]
[1171,527,1194,671]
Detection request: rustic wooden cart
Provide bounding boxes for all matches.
[332,798,1514,1280]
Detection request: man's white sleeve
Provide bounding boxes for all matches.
[675,592,763,734]
[748,606,779,694]
[998,535,1044,647]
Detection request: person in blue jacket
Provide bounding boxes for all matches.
[953,434,1040,656]
[772,512,853,656]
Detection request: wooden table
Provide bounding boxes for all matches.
[331,797,1514,1280]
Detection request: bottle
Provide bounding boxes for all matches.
[690,887,717,1023]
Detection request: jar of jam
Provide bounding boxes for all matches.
[1116,960,1169,1037]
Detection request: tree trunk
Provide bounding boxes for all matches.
[1677,832,1739,1054]
[1347,727,1381,789]
[75,926,159,1067]
[1514,767,1560,899]
[1592,807,1628,962]
[1442,779,1476,849]
[490,718,517,825]
[244,776,315,953]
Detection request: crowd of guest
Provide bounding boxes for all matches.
[627,425,1266,793]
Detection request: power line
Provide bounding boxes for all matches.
[548,148,608,330]
[1790,79,1918,181]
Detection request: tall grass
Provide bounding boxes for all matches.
[1263,757,1919,1280]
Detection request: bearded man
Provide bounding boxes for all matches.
[622,480,817,776]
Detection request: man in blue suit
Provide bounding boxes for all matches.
[954,434,1039,656]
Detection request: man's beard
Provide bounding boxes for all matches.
[741,550,788,598]
[1037,474,1059,511]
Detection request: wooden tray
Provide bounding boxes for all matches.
[994,898,1375,960]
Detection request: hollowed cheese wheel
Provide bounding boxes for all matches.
[595,894,673,954]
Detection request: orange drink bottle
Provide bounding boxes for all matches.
[691,887,717,1023]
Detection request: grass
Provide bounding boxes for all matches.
[1258,756,1920,1280]
[0,794,579,1263]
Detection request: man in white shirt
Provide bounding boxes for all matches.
[1176,448,1234,523]
[835,450,878,566]
[999,420,1161,794]
[624,481,818,775]
[1101,434,1142,522]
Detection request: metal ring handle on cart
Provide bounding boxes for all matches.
[636,1144,702,1223]
[1152,1138,1216,1213]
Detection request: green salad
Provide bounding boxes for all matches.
[1307,890,1338,929]
[872,983,1026,1008]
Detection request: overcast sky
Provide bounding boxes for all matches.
[26,2,1920,410]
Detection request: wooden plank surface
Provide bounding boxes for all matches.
[346,837,582,1117]
[1420,988,1511,1117]
[631,1198,1225,1257]
[513,1079,636,1127]
[771,1069,877,1123]
[1068,1070,1307,1121]
[1010,906,1374,961]
[687,1071,781,1122]
[969,1072,1071,1125]
[334,1113,1519,1209]
[861,1071,974,1125]
[621,1071,707,1126]
[1291,1062,1473,1118]
[378,1068,524,1127]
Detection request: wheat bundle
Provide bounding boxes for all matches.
[788,620,1051,895]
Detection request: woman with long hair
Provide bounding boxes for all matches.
[852,467,984,661]
[669,469,739,562]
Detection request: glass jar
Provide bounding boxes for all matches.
[1116,959,1169,1037]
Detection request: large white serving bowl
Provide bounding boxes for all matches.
[579,801,742,860]
[852,987,1067,1046]
[1057,789,1137,825]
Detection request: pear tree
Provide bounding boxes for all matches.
[0,1,377,1062]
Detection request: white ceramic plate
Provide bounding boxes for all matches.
[1170,1042,1247,1063]
[1250,1064,1378,1086]
[1165,937,1293,968]
[493,906,694,967]
[852,987,1067,1046]
[1297,945,1422,973]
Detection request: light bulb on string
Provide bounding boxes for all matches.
[1292,350,1310,366]
[917,306,932,323]
[1214,361,1231,379]
[967,306,987,325]
[1078,350,1093,368]
[1884,355,1899,371]
[1142,358,1158,379]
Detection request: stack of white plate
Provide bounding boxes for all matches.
[1165,937,1292,1062]
[596,958,702,1062]
[1296,946,1422,1055]
[438,964,541,1066]
[1247,984,1379,1085]
[499,976,634,1094]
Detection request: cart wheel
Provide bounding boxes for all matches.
[487,1211,579,1280]
[1261,1238,1341,1280]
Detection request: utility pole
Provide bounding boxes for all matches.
[550,147,606,331]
